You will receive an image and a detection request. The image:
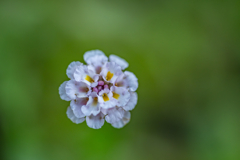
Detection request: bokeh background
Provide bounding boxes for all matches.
[0,0,240,160]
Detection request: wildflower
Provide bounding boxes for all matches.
[59,50,138,129]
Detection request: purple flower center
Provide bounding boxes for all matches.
[91,77,111,94]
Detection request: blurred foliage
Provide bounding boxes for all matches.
[0,0,240,160]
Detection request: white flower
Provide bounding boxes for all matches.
[109,55,129,70]
[66,106,85,124]
[105,107,125,124]
[70,97,88,118]
[84,50,108,74]
[86,112,105,129]
[110,86,130,107]
[81,92,101,116]
[65,80,91,99]
[59,81,71,101]
[59,50,138,129]
[111,110,131,129]
[74,65,99,87]
[66,61,82,79]
[100,62,122,83]
[98,88,116,109]
[115,71,138,92]
[123,92,138,111]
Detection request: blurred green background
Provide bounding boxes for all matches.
[0,0,240,160]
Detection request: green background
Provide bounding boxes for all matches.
[0,0,240,160]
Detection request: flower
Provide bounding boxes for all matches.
[59,50,138,129]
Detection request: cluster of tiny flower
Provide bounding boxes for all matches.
[59,50,138,129]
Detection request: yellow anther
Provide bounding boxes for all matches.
[102,93,110,102]
[112,92,120,100]
[85,75,94,83]
[106,71,114,81]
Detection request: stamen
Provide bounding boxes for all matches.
[112,92,120,100]
[93,87,98,93]
[98,81,104,86]
[102,93,109,102]
[106,71,114,81]
[98,86,103,91]
[85,75,94,83]
[104,85,109,89]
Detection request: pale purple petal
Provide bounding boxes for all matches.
[70,98,88,118]
[84,50,107,64]
[66,61,82,79]
[59,81,71,101]
[65,80,91,99]
[81,93,101,116]
[86,112,105,129]
[74,65,99,86]
[98,89,116,109]
[100,62,122,83]
[124,71,138,91]
[111,110,131,128]
[66,107,85,124]
[109,55,129,70]
[105,107,125,124]
[111,86,130,107]
[122,92,138,111]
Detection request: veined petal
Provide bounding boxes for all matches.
[123,92,138,111]
[115,71,138,92]
[81,92,101,116]
[98,89,116,109]
[74,65,99,87]
[101,62,122,83]
[84,50,107,64]
[100,108,108,115]
[59,81,71,101]
[111,110,131,128]
[109,55,129,70]
[65,80,91,99]
[70,97,89,118]
[110,86,130,107]
[124,71,138,91]
[86,112,105,129]
[66,61,82,79]
[66,106,85,124]
[105,107,125,124]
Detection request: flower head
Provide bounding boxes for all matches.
[59,50,138,129]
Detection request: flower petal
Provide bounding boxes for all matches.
[65,80,91,99]
[66,106,85,124]
[101,62,122,83]
[98,89,116,109]
[66,61,82,79]
[59,81,71,101]
[109,55,129,70]
[105,107,125,124]
[111,110,131,128]
[122,92,138,111]
[124,71,138,91]
[86,112,105,129]
[81,93,101,116]
[74,65,99,87]
[84,50,107,64]
[70,98,89,118]
[111,86,130,107]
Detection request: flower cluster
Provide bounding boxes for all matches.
[59,50,138,129]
